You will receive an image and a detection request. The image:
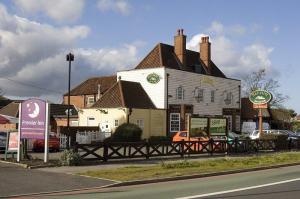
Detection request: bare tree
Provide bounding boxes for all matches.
[242,69,288,107]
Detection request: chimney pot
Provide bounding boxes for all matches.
[174,28,187,69]
[200,36,211,74]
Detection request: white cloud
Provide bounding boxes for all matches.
[187,21,275,79]
[97,0,131,15]
[13,0,85,23]
[273,25,280,33]
[0,3,140,102]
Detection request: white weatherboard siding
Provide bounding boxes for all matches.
[117,68,166,109]
[166,68,241,116]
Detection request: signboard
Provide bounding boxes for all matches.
[18,99,49,163]
[253,103,268,109]
[146,73,160,84]
[189,117,208,137]
[7,132,18,151]
[249,90,272,105]
[209,118,227,136]
[20,99,46,139]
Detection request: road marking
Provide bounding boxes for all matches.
[176,177,300,199]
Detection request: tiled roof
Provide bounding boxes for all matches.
[135,43,226,78]
[0,102,78,118]
[0,97,12,109]
[65,75,117,96]
[92,80,156,109]
[0,101,20,117]
[50,104,78,117]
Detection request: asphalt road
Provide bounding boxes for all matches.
[27,164,300,199]
[0,162,116,198]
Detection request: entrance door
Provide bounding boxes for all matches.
[170,113,180,133]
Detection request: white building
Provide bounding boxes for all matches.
[117,30,241,135]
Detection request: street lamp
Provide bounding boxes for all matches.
[66,52,74,149]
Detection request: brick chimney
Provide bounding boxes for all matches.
[200,36,211,74]
[174,29,186,69]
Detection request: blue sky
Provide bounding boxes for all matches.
[0,0,299,113]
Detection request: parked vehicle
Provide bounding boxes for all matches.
[249,129,300,140]
[33,135,60,152]
[172,131,209,142]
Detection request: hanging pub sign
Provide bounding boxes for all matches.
[18,98,50,163]
[189,117,208,137]
[249,90,272,105]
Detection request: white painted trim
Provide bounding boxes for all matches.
[176,177,300,199]
[17,103,21,162]
[44,102,50,163]
[170,113,180,132]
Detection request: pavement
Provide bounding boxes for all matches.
[0,162,116,198]
[15,164,300,199]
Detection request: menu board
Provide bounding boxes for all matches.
[190,117,208,137]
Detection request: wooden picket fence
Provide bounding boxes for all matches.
[74,138,300,162]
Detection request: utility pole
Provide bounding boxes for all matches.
[66,53,74,149]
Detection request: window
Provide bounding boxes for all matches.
[193,88,204,102]
[136,119,144,129]
[87,117,96,126]
[170,113,180,132]
[87,96,95,105]
[211,90,215,103]
[70,120,79,126]
[198,89,204,102]
[176,86,184,100]
[114,120,119,127]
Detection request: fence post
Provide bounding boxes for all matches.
[181,139,185,158]
[209,138,214,156]
[288,139,292,151]
[146,140,150,160]
[234,137,239,153]
[103,142,108,162]
[73,142,78,153]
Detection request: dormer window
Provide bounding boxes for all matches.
[87,96,95,105]
[176,86,184,100]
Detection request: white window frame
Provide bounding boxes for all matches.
[136,119,144,129]
[211,90,215,103]
[170,113,180,132]
[87,116,96,126]
[114,119,119,127]
[87,96,95,105]
[176,86,184,100]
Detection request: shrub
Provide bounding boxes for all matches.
[60,149,81,166]
[109,123,142,142]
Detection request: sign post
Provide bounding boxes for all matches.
[17,99,49,163]
[249,90,272,137]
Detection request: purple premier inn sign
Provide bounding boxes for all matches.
[20,99,47,139]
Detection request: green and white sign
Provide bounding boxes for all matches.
[209,118,227,136]
[249,90,272,105]
[190,117,208,137]
[147,73,160,84]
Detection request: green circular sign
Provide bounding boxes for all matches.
[147,73,160,84]
[249,90,272,105]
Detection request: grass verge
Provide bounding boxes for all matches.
[78,152,300,182]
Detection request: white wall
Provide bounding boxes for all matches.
[166,68,241,116]
[117,68,166,109]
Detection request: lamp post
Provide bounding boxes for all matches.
[66,52,74,149]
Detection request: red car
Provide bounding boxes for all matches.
[33,135,60,152]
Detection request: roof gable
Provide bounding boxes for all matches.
[92,80,156,109]
[135,43,226,78]
[66,75,117,96]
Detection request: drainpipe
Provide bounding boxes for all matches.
[166,73,170,136]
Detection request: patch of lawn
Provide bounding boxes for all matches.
[78,152,300,182]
